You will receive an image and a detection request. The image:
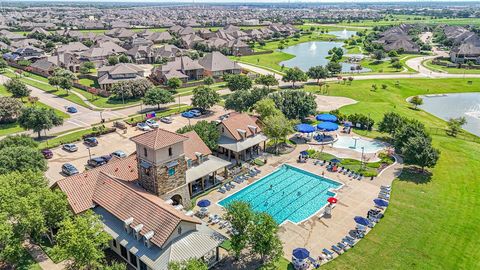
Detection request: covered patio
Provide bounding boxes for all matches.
[186,155,231,197]
[217,134,268,164]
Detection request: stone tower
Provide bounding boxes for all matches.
[130,128,191,207]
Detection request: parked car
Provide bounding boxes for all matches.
[181,111,195,118]
[219,113,230,121]
[111,150,127,158]
[137,122,153,131]
[145,119,159,128]
[100,155,113,163]
[84,137,98,147]
[160,116,172,124]
[66,106,78,113]
[87,157,106,168]
[41,149,53,159]
[190,109,202,117]
[62,143,78,152]
[62,163,79,176]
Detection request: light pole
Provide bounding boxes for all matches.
[87,147,92,161]
[99,111,104,123]
[361,146,365,170]
[353,137,359,149]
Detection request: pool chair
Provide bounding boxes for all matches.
[343,169,349,175]
[229,182,236,188]
[219,220,229,229]
[378,195,390,201]
[218,187,226,193]
[322,248,334,260]
[233,176,242,184]
[254,167,261,174]
[356,224,368,232]
[338,167,343,173]
[307,257,320,268]
[331,245,343,255]
[368,216,380,224]
[211,216,221,224]
[208,214,218,223]
[348,171,354,177]
[314,160,320,165]
[381,185,391,189]
[345,235,356,243]
[343,237,355,247]
[225,184,231,191]
[337,242,348,251]
[358,174,363,180]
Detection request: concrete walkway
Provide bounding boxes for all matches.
[24,239,65,270]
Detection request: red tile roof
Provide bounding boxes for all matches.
[130,128,189,150]
[183,131,212,161]
[220,113,261,141]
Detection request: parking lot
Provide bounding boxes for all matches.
[46,105,232,186]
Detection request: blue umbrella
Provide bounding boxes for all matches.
[374,199,389,207]
[300,150,309,156]
[197,199,211,208]
[316,113,337,122]
[292,248,310,260]
[317,122,339,131]
[330,158,342,163]
[295,123,315,133]
[354,216,371,226]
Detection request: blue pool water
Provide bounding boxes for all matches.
[333,136,387,153]
[218,165,342,224]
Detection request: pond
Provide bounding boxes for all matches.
[419,93,480,137]
[329,30,357,39]
[279,41,371,73]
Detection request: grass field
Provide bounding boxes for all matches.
[423,59,480,75]
[338,15,480,27]
[357,54,420,74]
[298,78,480,269]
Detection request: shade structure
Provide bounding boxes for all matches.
[292,248,310,260]
[300,150,309,156]
[374,199,389,207]
[295,123,316,133]
[316,113,337,122]
[197,199,211,208]
[317,122,339,131]
[327,197,338,204]
[354,216,371,226]
[330,158,342,163]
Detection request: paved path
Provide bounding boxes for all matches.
[24,239,65,270]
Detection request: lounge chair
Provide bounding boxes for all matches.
[229,182,235,188]
[225,184,231,191]
[218,187,226,193]
[337,242,348,251]
[254,168,261,174]
[358,174,363,180]
[211,216,221,224]
[322,248,334,259]
[208,214,217,222]
[345,235,356,243]
[308,257,320,268]
[348,171,354,177]
[352,230,365,239]
[342,237,355,247]
[331,245,343,254]
[314,160,320,165]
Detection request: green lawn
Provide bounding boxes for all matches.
[298,78,480,269]
[72,87,141,109]
[338,15,480,27]
[357,54,420,74]
[78,78,100,88]
[175,82,227,97]
[423,59,480,74]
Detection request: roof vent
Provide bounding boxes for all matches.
[247,125,257,134]
[236,128,247,140]
[123,217,134,234]
[133,224,144,240]
[144,230,155,248]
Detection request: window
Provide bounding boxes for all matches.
[143,167,151,176]
[129,251,138,267]
[112,239,117,249]
[178,226,182,235]
[168,147,172,156]
[139,260,148,270]
[120,245,127,259]
[168,167,176,176]
[143,147,148,157]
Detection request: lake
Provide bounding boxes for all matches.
[419,93,480,136]
[279,41,370,72]
[329,30,357,39]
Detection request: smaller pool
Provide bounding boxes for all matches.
[333,136,386,153]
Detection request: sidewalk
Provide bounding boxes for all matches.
[24,239,65,270]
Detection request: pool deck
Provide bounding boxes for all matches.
[194,137,403,266]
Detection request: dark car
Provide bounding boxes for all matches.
[41,149,53,159]
[66,106,78,113]
[62,163,79,176]
[87,157,106,168]
[100,155,113,163]
[84,137,98,147]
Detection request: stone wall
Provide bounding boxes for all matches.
[155,157,188,195]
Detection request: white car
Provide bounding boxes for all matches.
[160,117,172,124]
[145,119,159,128]
[137,122,152,131]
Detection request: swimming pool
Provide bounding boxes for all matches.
[218,165,342,224]
[333,136,386,153]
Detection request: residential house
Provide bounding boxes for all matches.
[0,30,26,42]
[198,51,241,78]
[80,41,127,66]
[105,28,137,41]
[153,56,204,83]
[97,63,145,90]
[217,113,267,163]
[127,44,182,64]
[450,36,480,64]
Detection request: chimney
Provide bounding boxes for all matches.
[236,128,246,140]
[133,224,144,240]
[123,217,134,234]
[144,230,155,248]
[194,152,202,163]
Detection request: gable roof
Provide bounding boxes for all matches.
[198,51,240,72]
[220,113,261,141]
[130,128,189,150]
[183,131,212,161]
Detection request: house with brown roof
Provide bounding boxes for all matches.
[153,56,204,84]
[54,130,227,270]
[217,113,267,163]
[198,51,241,78]
[97,63,146,90]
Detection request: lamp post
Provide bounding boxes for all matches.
[87,147,92,161]
[361,146,365,170]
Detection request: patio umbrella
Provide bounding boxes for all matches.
[327,197,338,204]
[292,248,310,260]
[354,216,371,226]
[295,123,316,133]
[317,122,339,131]
[374,199,389,207]
[300,150,309,156]
[316,113,337,122]
[197,199,211,208]
[330,158,342,163]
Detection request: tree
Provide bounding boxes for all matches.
[254,98,281,119]
[225,74,252,91]
[52,211,111,270]
[107,55,119,65]
[224,90,252,113]
[167,77,182,93]
[143,87,174,109]
[49,68,78,95]
[0,146,47,174]
[18,106,63,138]
[5,78,31,100]
[263,113,294,154]
[281,67,307,88]
[0,97,23,123]
[446,117,467,137]
[255,74,278,90]
[391,61,402,70]
[378,112,407,136]
[177,120,220,151]
[111,79,154,101]
[410,95,423,109]
[250,213,283,266]
[307,65,328,84]
[373,49,386,61]
[191,86,220,111]
[168,258,208,270]
[118,54,130,63]
[203,76,214,86]
[0,58,7,72]
[223,201,254,260]
[326,61,342,75]
[0,134,38,149]
[401,135,440,172]
[393,119,429,151]
[269,90,317,120]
